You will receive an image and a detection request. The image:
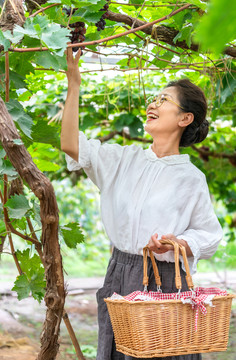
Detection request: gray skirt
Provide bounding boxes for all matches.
[96,247,202,360]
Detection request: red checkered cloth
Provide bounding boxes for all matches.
[111,287,228,331]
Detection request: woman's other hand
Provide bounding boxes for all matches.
[148,233,173,254]
[66,47,82,87]
[148,233,193,256]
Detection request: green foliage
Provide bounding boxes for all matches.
[34,52,67,72]
[0,158,18,179]
[60,222,84,248]
[114,113,144,137]
[194,0,236,55]
[215,70,236,105]
[80,344,97,358]
[6,99,33,139]
[73,0,107,23]
[12,249,46,302]
[5,194,31,219]
[3,15,70,56]
[31,121,61,148]
[173,25,193,48]
[0,30,11,50]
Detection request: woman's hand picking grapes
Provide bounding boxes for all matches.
[66,47,82,87]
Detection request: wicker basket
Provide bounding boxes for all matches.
[105,240,235,358]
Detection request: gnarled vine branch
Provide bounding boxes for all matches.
[0,96,65,360]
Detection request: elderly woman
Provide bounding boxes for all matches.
[61,48,222,360]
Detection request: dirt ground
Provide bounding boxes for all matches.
[0,275,235,360]
[0,279,99,360]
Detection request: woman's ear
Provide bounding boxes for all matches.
[178,113,194,128]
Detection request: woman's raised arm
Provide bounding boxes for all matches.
[61,48,82,161]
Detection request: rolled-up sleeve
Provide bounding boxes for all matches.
[177,177,223,274]
[65,131,124,191]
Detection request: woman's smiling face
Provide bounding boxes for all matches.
[144,86,184,138]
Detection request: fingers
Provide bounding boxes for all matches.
[161,234,177,243]
[148,233,174,254]
[75,48,82,63]
[66,46,82,69]
[151,233,158,241]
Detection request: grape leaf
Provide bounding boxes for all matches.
[41,25,70,56]
[34,52,61,71]
[31,121,60,148]
[12,274,31,300]
[9,71,26,90]
[0,31,11,51]
[12,16,49,39]
[194,0,236,55]
[16,249,41,274]
[0,158,18,178]
[11,217,28,232]
[33,159,60,172]
[6,99,33,139]
[13,22,39,39]
[12,249,46,302]
[12,272,45,302]
[129,118,144,137]
[13,139,24,145]
[61,222,84,248]
[3,30,24,44]
[46,6,68,26]
[0,148,6,158]
[5,194,31,219]
[71,10,103,23]
[76,0,106,12]
[114,113,144,137]
[216,72,236,104]
[11,16,70,56]
[173,25,193,48]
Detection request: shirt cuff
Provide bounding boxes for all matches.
[65,131,91,171]
[176,235,201,275]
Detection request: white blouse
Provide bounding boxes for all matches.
[66,132,223,275]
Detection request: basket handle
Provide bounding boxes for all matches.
[143,239,194,291]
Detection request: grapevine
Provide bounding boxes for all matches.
[95,0,109,31]
[63,7,86,54]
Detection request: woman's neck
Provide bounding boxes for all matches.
[151,138,180,158]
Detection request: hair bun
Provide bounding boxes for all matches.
[196,119,209,144]
[200,119,209,129]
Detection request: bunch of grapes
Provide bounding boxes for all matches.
[95,1,109,31]
[63,7,86,54]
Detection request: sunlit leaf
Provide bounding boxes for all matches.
[61,222,84,248]
[5,194,31,219]
[0,30,11,51]
[194,0,236,55]
[6,100,33,139]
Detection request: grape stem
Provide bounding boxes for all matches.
[10,3,191,53]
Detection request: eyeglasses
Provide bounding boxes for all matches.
[146,94,185,110]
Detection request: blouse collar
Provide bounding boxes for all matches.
[145,145,190,165]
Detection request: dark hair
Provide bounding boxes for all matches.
[165,79,209,147]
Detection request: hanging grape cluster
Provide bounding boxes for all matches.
[95,1,109,31]
[63,7,86,54]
